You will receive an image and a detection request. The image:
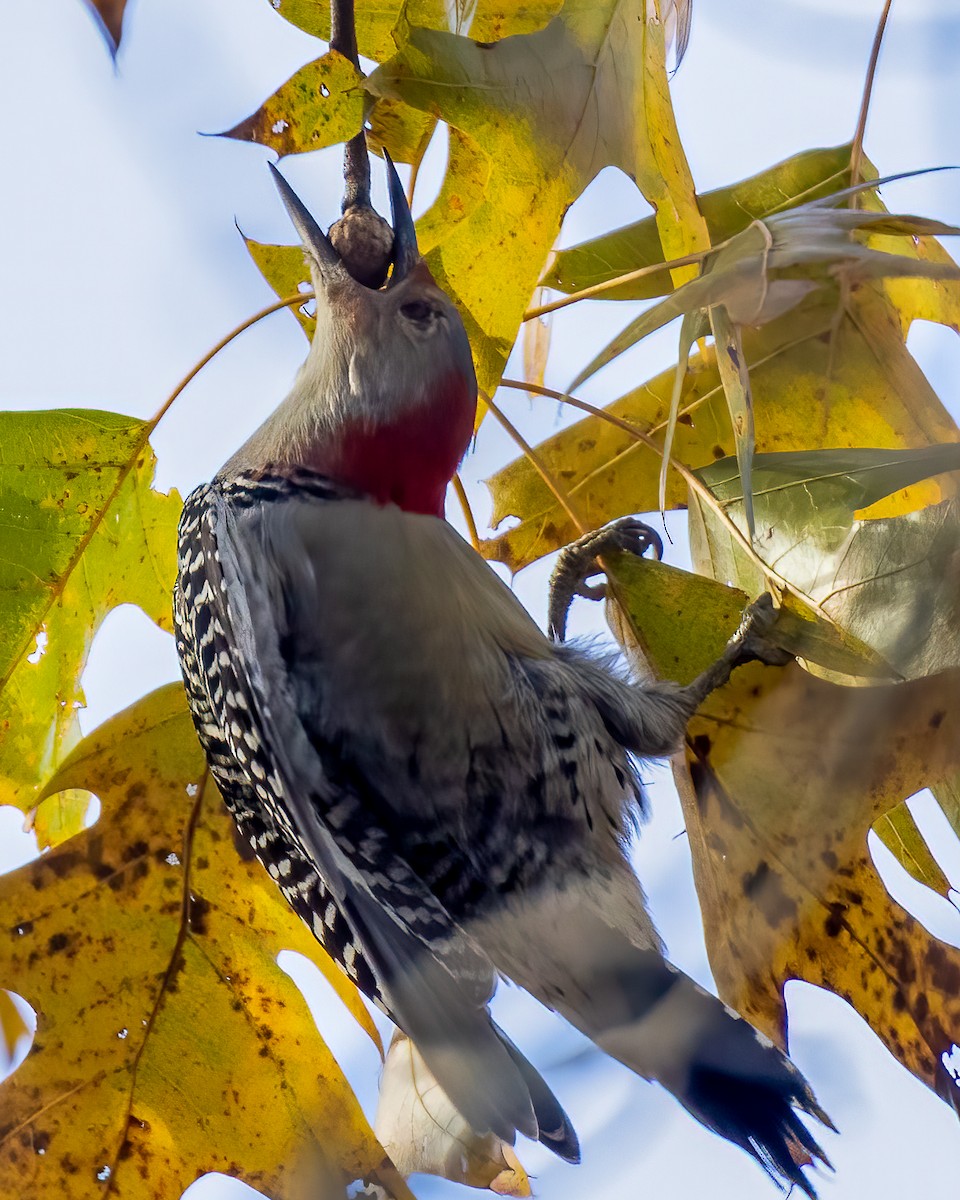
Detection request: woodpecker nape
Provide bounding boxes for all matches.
[174,150,835,1195]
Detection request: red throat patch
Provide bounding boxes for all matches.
[306,370,477,518]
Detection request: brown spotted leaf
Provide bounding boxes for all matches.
[608,554,960,1106]
[0,683,404,1200]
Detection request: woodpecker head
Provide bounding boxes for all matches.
[224,155,478,519]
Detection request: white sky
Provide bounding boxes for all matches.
[1,1,960,1197]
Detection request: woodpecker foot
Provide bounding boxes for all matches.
[548,517,664,643]
[730,594,794,668]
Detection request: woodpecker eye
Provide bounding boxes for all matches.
[400,300,436,324]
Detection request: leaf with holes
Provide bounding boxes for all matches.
[266,0,564,62]
[0,683,402,1200]
[606,553,960,1102]
[222,51,365,156]
[0,410,181,814]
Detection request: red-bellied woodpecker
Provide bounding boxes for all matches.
[174,154,834,1195]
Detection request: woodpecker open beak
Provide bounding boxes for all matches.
[268,162,348,284]
[269,155,421,290]
[383,149,420,285]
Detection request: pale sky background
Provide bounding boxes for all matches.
[1,1,960,1197]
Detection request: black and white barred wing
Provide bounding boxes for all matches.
[183,482,548,1146]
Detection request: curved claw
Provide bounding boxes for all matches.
[548,517,664,643]
[732,595,794,667]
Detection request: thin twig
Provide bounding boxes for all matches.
[482,390,590,538]
[523,248,710,321]
[452,473,481,551]
[148,293,315,431]
[850,0,893,190]
[0,291,316,702]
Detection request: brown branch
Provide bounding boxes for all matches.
[329,0,371,212]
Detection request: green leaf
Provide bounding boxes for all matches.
[696,444,960,548]
[221,51,365,156]
[689,448,960,680]
[0,410,181,810]
[543,143,855,300]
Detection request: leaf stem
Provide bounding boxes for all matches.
[452,473,481,551]
[497,377,835,623]
[523,248,710,320]
[481,390,590,538]
[850,0,893,190]
[147,293,314,434]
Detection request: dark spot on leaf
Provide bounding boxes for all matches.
[712,444,725,459]
[47,932,69,955]
[822,850,838,870]
[45,852,80,879]
[189,893,211,936]
[930,710,945,729]
[824,903,846,938]
[925,941,960,993]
